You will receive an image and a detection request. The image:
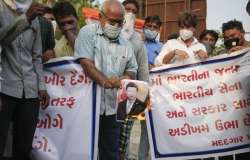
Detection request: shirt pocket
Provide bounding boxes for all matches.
[112,55,128,76]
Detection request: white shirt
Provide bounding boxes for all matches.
[155,37,206,66]
[126,99,135,114]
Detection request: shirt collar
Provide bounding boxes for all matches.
[146,39,157,43]
[96,23,121,44]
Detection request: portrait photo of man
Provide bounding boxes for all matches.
[117,82,146,121]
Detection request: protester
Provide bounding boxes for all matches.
[222,20,250,53]
[120,0,149,159]
[133,15,164,160]
[74,0,138,159]
[199,29,219,56]
[143,15,163,69]
[0,0,49,160]
[53,1,79,57]
[121,0,148,82]
[155,11,208,65]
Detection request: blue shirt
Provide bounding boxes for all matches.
[145,39,163,65]
[74,23,138,115]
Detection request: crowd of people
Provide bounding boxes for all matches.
[1,0,250,160]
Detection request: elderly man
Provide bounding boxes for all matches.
[0,0,49,160]
[74,0,138,159]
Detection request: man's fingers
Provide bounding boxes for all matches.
[39,91,50,109]
[43,95,50,109]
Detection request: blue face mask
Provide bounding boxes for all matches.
[103,23,122,40]
[144,29,158,40]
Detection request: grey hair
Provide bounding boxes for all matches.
[100,0,125,15]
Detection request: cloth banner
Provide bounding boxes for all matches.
[147,49,250,160]
[32,57,100,160]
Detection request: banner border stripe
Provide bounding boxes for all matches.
[45,60,97,160]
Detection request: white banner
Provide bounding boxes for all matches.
[147,49,250,160]
[32,57,100,160]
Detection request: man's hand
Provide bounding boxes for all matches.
[38,90,50,109]
[194,49,208,59]
[108,76,121,89]
[102,80,113,89]
[228,46,246,53]
[42,50,55,63]
[175,49,189,60]
[26,3,45,23]
[149,64,155,70]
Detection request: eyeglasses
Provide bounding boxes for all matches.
[101,11,125,27]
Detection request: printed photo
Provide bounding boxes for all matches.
[116,79,149,122]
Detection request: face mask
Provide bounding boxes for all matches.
[144,28,158,40]
[202,42,213,54]
[224,37,240,49]
[179,29,193,41]
[121,12,135,40]
[103,23,122,40]
[15,0,32,14]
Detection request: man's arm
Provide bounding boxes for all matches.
[64,29,78,49]
[0,14,30,44]
[0,2,47,45]
[60,18,79,49]
[79,58,113,88]
[31,18,49,108]
[162,50,175,64]
[155,41,172,66]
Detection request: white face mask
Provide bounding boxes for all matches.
[179,29,193,41]
[15,0,32,14]
[103,23,122,40]
[121,12,135,40]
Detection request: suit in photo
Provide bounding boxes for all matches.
[117,98,146,121]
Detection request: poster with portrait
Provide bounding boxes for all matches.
[116,79,149,122]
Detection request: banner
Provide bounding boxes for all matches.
[32,57,100,160]
[147,49,250,160]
